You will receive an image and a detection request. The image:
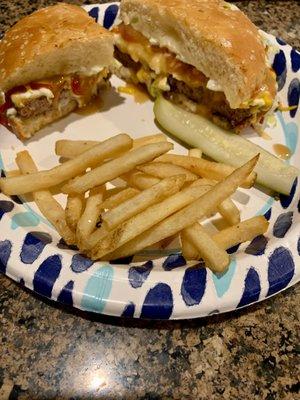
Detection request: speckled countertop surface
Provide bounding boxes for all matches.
[0,1,300,399]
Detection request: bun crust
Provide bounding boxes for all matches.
[0,3,114,94]
[120,0,270,108]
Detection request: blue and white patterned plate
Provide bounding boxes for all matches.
[0,3,299,319]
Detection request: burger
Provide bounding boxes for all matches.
[0,3,114,140]
[113,0,277,132]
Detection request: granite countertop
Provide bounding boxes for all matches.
[0,1,299,399]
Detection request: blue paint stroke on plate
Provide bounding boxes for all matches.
[140,283,173,319]
[272,50,287,91]
[33,254,62,298]
[71,254,94,273]
[245,235,268,256]
[267,247,295,297]
[213,258,236,298]
[88,6,99,22]
[0,240,12,274]
[264,208,272,221]
[273,211,293,238]
[181,264,207,306]
[227,244,240,254]
[11,211,40,230]
[103,4,119,29]
[0,200,14,220]
[277,112,298,160]
[57,280,74,306]
[255,197,274,217]
[20,231,52,264]
[163,253,186,271]
[291,49,300,72]
[128,260,153,288]
[237,268,261,308]
[280,178,297,209]
[287,78,300,118]
[121,302,135,318]
[276,37,286,46]
[81,265,114,313]
[297,237,300,256]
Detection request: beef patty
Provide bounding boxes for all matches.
[114,47,254,129]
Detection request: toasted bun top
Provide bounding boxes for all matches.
[120,0,274,108]
[0,3,114,95]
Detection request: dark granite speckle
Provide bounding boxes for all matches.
[0,1,299,399]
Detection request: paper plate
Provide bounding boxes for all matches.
[0,2,299,319]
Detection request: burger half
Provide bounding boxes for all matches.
[0,3,114,140]
[113,0,277,132]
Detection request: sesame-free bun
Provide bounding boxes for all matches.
[0,3,114,94]
[120,0,270,108]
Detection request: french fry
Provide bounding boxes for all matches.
[137,162,198,182]
[183,223,230,273]
[5,170,21,178]
[154,154,256,188]
[65,194,85,231]
[122,171,160,189]
[105,155,259,260]
[76,185,106,249]
[102,175,186,230]
[182,216,269,260]
[62,142,173,194]
[88,182,212,258]
[217,198,240,226]
[103,187,126,199]
[15,151,75,245]
[55,140,99,158]
[188,148,202,158]
[55,134,167,158]
[132,133,167,148]
[213,216,269,250]
[0,134,133,195]
[102,187,140,209]
[181,231,197,261]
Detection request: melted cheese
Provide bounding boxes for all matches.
[114,25,207,89]
[11,88,54,108]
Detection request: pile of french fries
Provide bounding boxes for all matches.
[0,133,269,273]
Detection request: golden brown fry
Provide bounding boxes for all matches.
[137,162,198,182]
[213,216,269,250]
[183,223,230,273]
[1,134,133,195]
[122,171,161,190]
[76,185,106,249]
[188,148,202,158]
[154,154,256,188]
[5,169,21,178]
[180,231,197,261]
[217,198,240,226]
[65,194,85,231]
[102,187,140,209]
[182,216,269,260]
[15,151,75,245]
[55,140,99,158]
[132,133,167,148]
[102,175,186,230]
[105,155,259,260]
[62,142,173,194]
[88,183,212,258]
[55,134,167,158]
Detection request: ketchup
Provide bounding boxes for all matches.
[71,76,82,95]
